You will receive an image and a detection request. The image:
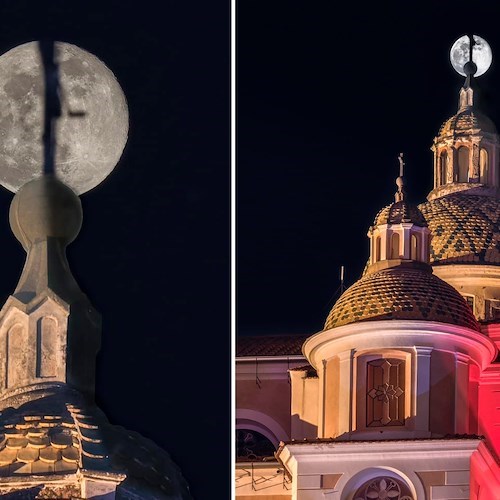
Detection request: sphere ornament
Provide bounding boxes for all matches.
[450,34,492,77]
[0,41,129,194]
[9,176,82,250]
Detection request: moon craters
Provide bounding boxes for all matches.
[0,41,129,194]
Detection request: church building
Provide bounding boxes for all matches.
[236,35,500,500]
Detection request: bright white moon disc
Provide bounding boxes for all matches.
[0,41,129,194]
[450,34,492,77]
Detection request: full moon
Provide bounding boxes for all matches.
[450,34,493,77]
[0,41,129,194]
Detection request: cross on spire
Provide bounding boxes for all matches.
[395,153,406,202]
[468,34,475,63]
[39,40,61,176]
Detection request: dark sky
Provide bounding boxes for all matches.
[237,3,500,342]
[0,1,230,499]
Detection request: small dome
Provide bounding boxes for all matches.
[373,200,427,227]
[438,108,497,136]
[419,194,500,265]
[324,265,479,331]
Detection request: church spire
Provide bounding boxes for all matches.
[395,152,405,202]
[429,34,499,200]
[458,35,478,111]
[0,42,130,403]
[0,41,103,401]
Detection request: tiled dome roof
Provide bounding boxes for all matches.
[324,265,479,331]
[374,201,427,227]
[0,385,192,498]
[419,194,500,265]
[438,108,497,136]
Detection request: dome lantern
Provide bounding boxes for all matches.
[429,35,500,200]
[367,155,431,274]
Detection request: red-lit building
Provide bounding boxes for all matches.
[236,38,500,500]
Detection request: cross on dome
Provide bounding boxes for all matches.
[395,152,405,202]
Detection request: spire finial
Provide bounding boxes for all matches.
[395,153,405,202]
[462,34,478,86]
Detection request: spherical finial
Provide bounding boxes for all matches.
[450,34,492,78]
[464,60,478,76]
[396,176,404,189]
[9,177,82,250]
[0,41,129,194]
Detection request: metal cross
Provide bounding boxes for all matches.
[38,40,61,176]
[468,34,475,63]
[398,152,405,177]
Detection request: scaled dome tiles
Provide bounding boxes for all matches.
[324,266,479,331]
[0,386,191,498]
[374,200,427,227]
[0,414,78,474]
[419,194,500,265]
[438,108,497,136]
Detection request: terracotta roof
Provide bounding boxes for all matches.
[419,194,500,265]
[280,434,484,446]
[324,264,479,331]
[438,108,497,136]
[0,413,78,475]
[236,335,308,357]
[374,201,427,227]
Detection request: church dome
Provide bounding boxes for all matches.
[373,200,427,227]
[0,385,191,499]
[438,108,497,137]
[324,264,479,331]
[419,193,500,265]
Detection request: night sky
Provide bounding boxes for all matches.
[237,3,500,343]
[0,2,230,499]
[6,2,500,499]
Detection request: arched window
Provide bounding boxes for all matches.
[236,429,276,462]
[480,148,489,184]
[410,234,418,260]
[457,146,469,182]
[439,151,448,185]
[390,233,400,259]
[375,236,381,262]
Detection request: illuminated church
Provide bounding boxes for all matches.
[236,36,500,499]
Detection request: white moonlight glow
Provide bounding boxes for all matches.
[0,41,129,194]
[450,34,492,77]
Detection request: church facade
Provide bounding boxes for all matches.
[235,40,500,500]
